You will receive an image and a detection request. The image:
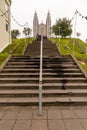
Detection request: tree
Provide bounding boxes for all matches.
[52,18,72,38]
[85,39,87,43]
[23,27,31,37]
[76,32,81,37]
[11,29,20,39]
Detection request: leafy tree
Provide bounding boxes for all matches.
[23,27,31,37]
[85,39,87,43]
[11,29,20,39]
[76,32,81,37]
[52,18,72,38]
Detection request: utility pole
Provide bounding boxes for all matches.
[73,10,78,54]
[59,27,60,42]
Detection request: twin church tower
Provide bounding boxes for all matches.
[33,11,51,38]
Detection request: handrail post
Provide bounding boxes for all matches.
[39,36,43,116]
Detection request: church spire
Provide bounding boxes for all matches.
[46,11,51,38]
[33,11,39,37]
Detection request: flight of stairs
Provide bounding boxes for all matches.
[24,40,40,57]
[0,39,87,106]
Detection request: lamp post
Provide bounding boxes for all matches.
[73,10,77,54]
[59,27,60,42]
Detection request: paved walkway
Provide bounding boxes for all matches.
[0,106,87,130]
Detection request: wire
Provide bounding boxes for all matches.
[0,8,10,22]
[0,9,9,17]
[71,10,78,22]
[11,15,27,27]
[0,10,8,16]
[0,8,27,27]
[71,9,87,22]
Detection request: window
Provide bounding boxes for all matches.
[6,21,9,32]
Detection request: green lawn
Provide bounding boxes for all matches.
[0,53,9,66]
[2,38,34,55]
[0,37,87,73]
[0,37,34,66]
[50,38,87,55]
[50,38,87,73]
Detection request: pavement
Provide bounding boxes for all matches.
[0,106,87,130]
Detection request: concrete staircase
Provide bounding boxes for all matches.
[0,39,87,106]
[24,40,40,57]
[24,39,59,57]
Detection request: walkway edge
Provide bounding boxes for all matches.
[71,54,87,79]
[0,55,12,71]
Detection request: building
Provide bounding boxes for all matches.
[33,11,51,38]
[0,0,11,52]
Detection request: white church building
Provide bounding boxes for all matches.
[0,0,11,52]
[33,11,51,38]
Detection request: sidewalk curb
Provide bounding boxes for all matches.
[71,54,87,79]
[0,55,12,71]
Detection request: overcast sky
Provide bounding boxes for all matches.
[11,0,87,41]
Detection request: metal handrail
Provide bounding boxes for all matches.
[39,36,43,115]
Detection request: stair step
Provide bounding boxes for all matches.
[0,39,86,106]
[0,73,39,76]
[0,89,87,97]
[0,77,86,81]
[42,78,87,83]
[6,62,75,66]
[2,69,39,73]
[4,67,79,70]
[0,97,87,106]
[0,72,83,76]
[0,83,86,89]
[0,83,39,89]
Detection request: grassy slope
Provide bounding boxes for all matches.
[2,38,34,55]
[50,38,87,73]
[0,37,34,66]
[0,37,87,73]
[0,53,9,66]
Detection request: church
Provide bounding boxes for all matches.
[33,11,51,38]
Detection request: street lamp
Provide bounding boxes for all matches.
[59,27,60,42]
[73,10,77,54]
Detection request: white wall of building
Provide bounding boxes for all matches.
[0,0,11,52]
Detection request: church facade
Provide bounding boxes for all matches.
[33,11,51,38]
[0,0,11,52]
